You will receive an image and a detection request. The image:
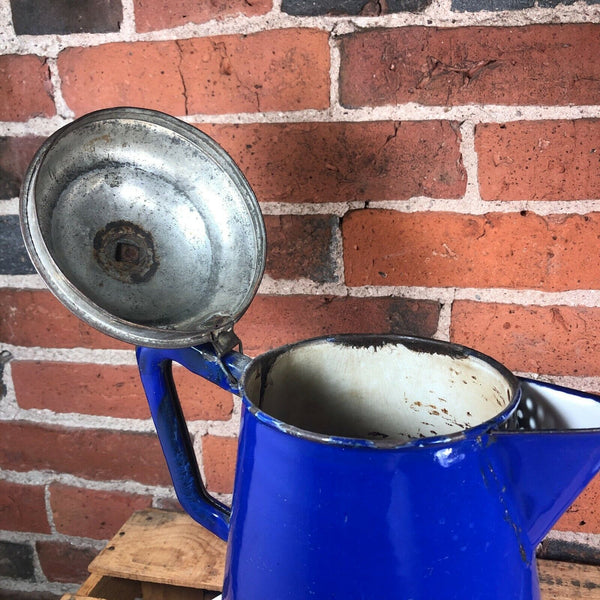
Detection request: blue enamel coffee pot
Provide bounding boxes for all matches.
[136,336,600,600]
[20,109,600,600]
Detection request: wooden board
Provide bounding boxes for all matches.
[539,559,600,599]
[88,509,226,592]
[60,572,141,599]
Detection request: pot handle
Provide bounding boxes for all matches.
[136,343,251,541]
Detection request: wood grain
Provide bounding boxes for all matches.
[88,509,226,591]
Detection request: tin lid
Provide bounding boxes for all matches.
[20,107,266,348]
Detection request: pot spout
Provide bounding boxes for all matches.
[489,379,600,548]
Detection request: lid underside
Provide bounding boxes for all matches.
[20,108,266,348]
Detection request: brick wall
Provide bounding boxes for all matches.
[1,0,600,596]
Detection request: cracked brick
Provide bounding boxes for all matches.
[0,55,55,121]
[177,29,329,114]
[197,121,465,203]
[339,24,600,107]
[343,211,600,291]
[58,41,186,116]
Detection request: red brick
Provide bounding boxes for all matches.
[339,25,600,107]
[265,214,338,282]
[236,294,440,355]
[11,361,232,421]
[178,30,329,114]
[0,289,128,349]
[133,0,272,33]
[0,421,171,486]
[555,474,600,534]
[58,42,185,117]
[0,136,44,199]
[202,435,237,494]
[342,210,600,291]
[477,120,600,202]
[58,30,328,117]
[450,302,600,377]
[0,480,50,534]
[198,121,465,203]
[0,55,55,121]
[49,483,152,539]
[36,540,97,583]
[175,367,234,421]
[154,496,184,513]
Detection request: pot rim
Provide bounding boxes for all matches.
[239,333,521,449]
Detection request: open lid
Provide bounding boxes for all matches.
[20,107,266,348]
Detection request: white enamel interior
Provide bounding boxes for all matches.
[245,341,514,443]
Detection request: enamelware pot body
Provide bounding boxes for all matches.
[223,403,535,599]
[137,334,600,600]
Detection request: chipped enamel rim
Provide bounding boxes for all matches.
[240,334,521,449]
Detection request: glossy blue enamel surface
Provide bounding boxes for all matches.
[136,336,600,600]
[136,344,250,540]
[224,417,535,599]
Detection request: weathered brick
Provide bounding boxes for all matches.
[342,210,600,291]
[10,0,122,35]
[12,361,233,421]
[0,289,129,349]
[198,121,465,203]
[133,0,272,32]
[454,0,599,9]
[282,0,431,16]
[58,30,329,117]
[450,302,600,377]
[0,215,36,275]
[36,540,97,583]
[0,480,50,534]
[0,136,44,199]
[236,294,440,355]
[0,421,171,486]
[177,30,329,114]
[477,120,600,201]
[538,0,600,5]
[0,55,55,121]
[0,540,34,580]
[452,0,533,10]
[202,435,237,494]
[49,483,152,539]
[339,25,600,107]
[0,590,60,600]
[265,214,338,282]
[554,475,600,534]
[58,42,185,117]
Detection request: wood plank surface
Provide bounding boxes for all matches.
[539,559,600,599]
[61,573,141,600]
[89,509,226,592]
[140,582,220,599]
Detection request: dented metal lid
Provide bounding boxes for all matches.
[20,107,266,348]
